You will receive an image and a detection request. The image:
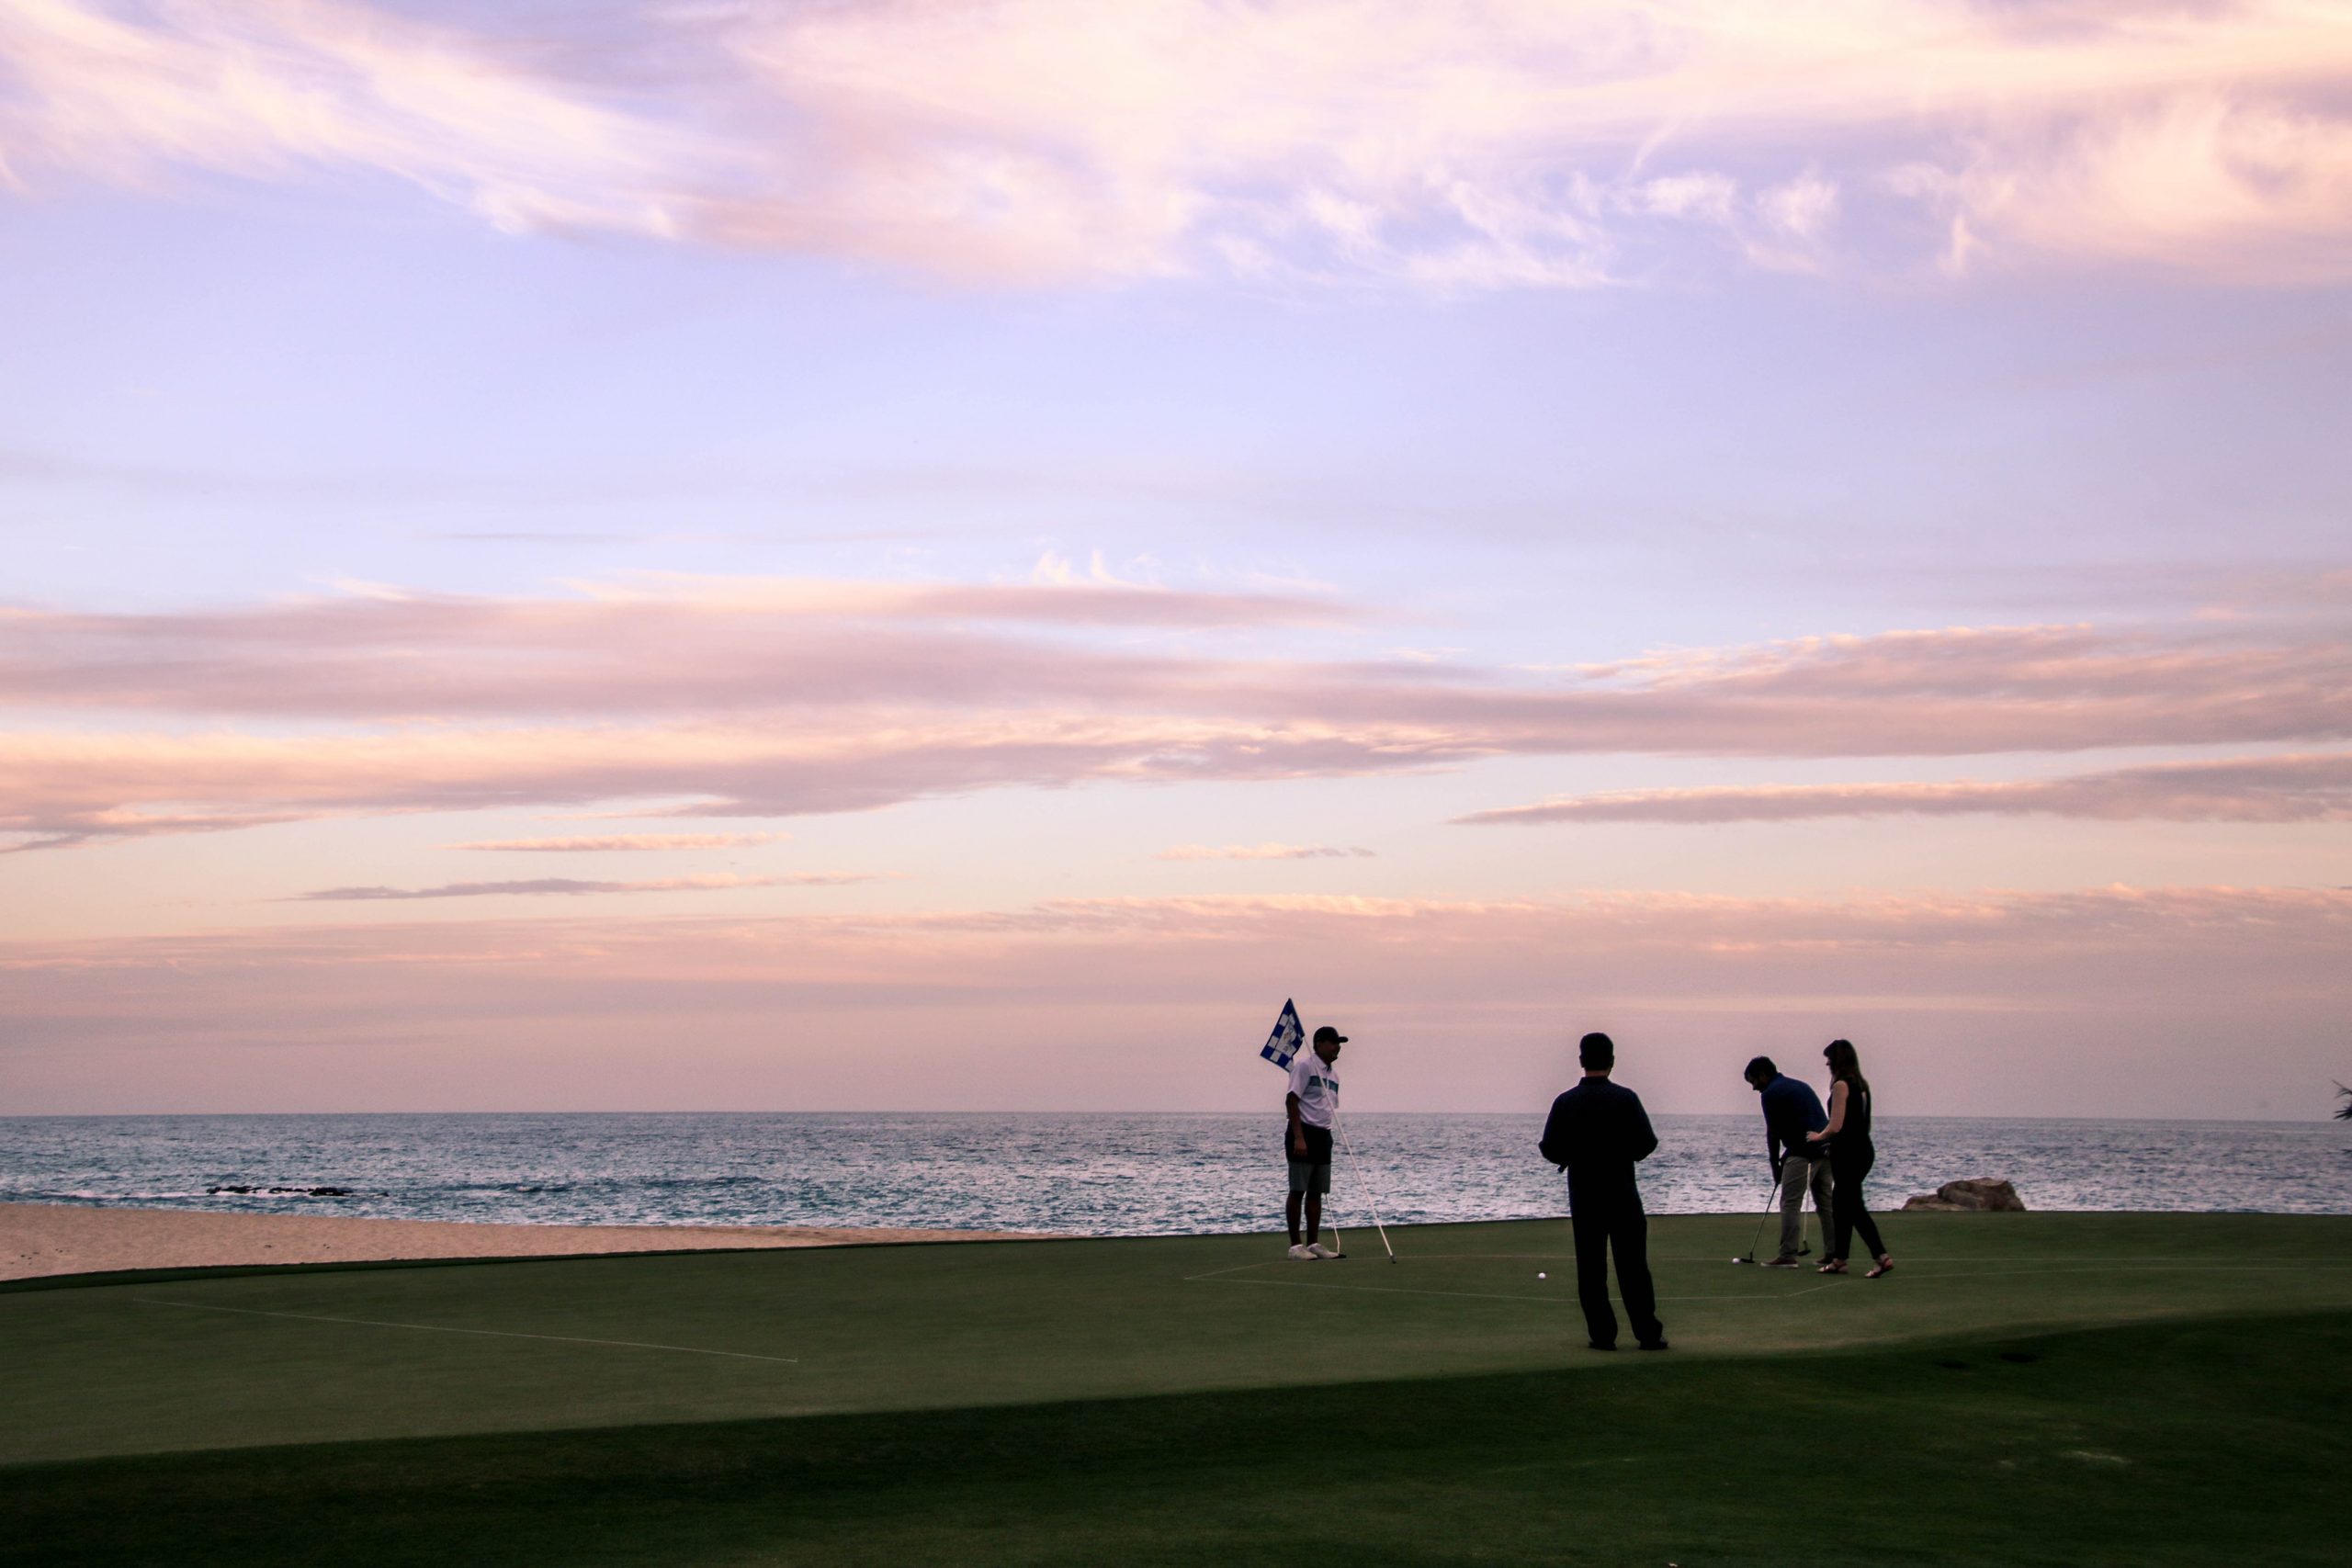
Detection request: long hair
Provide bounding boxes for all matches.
[1825,1038,1869,1100]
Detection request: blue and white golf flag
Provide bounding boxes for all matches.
[1259,998,1304,1070]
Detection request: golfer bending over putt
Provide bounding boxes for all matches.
[1285,1025,1345,1259]
[1746,1055,1832,1267]
[1539,1032,1667,1351]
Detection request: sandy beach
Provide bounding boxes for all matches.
[0,1201,1037,1283]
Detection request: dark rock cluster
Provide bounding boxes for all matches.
[1900,1178,2026,1212]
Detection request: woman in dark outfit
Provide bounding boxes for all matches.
[1807,1038,1893,1278]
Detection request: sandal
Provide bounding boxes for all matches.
[1815,1259,1847,1275]
[1866,1256,1894,1279]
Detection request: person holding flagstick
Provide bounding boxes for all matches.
[1284,1024,1346,1260]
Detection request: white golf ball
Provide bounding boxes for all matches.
[1536,1271,1547,1280]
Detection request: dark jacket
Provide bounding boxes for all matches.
[1538,1077,1658,1212]
[1758,1073,1828,1171]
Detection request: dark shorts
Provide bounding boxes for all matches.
[1285,1123,1333,1194]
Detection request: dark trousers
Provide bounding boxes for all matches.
[1570,1201,1661,1348]
[1830,1145,1886,1262]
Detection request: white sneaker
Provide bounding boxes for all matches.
[1306,1242,1340,1259]
[1286,1243,1317,1260]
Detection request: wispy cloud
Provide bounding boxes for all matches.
[1456,752,2352,827]
[564,570,1346,626]
[23,884,2346,976]
[0,807,305,855]
[1158,843,1375,861]
[3,586,2346,847]
[6,886,2344,1113]
[6,2,2349,287]
[291,872,865,901]
[0,0,712,238]
[444,832,789,852]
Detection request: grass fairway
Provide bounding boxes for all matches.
[6,1212,2348,1564]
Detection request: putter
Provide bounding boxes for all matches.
[1732,1180,1780,1264]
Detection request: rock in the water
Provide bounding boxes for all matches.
[1901,1179,2026,1213]
[205,1185,355,1197]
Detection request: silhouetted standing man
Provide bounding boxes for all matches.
[1538,1032,1667,1351]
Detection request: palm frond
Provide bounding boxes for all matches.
[2336,1081,2352,1122]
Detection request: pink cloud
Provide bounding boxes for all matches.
[444,832,789,852]
[4,886,2343,1113]
[567,571,1351,627]
[289,873,864,901]
[2,592,2346,847]
[0,582,1352,718]
[0,807,306,855]
[1157,843,1375,861]
[18,885,2343,983]
[1456,751,2352,826]
[1926,94,2352,284]
[6,3,2352,286]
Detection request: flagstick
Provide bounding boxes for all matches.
[1332,1111,1397,1263]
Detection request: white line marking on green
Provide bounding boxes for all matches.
[130,1298,798,1363]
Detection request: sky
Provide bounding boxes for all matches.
[1,0,2348,1119]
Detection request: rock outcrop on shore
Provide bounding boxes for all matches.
[1901,1178,2027,1212]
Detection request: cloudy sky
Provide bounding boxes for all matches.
[3,0,2347,1117]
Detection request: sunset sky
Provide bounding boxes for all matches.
[3,0,2347,1118]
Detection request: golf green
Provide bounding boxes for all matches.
[6,1213,2348,1564]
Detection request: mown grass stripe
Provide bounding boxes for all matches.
[130,1297,799,1364]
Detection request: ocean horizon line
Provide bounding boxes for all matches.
[6,1109,2346,1126]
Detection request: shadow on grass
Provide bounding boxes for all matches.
[5,1310,2345,1568]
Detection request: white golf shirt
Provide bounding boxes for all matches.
[1287,1047,1340,1129]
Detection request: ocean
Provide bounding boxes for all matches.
[5,1113,2347,1234]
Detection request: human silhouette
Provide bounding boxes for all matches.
[1283,1025,1346,1258]
[1538,1032,1666,1350]
[1745,1055,1831,1266]
[1807,1037,1892,1278]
